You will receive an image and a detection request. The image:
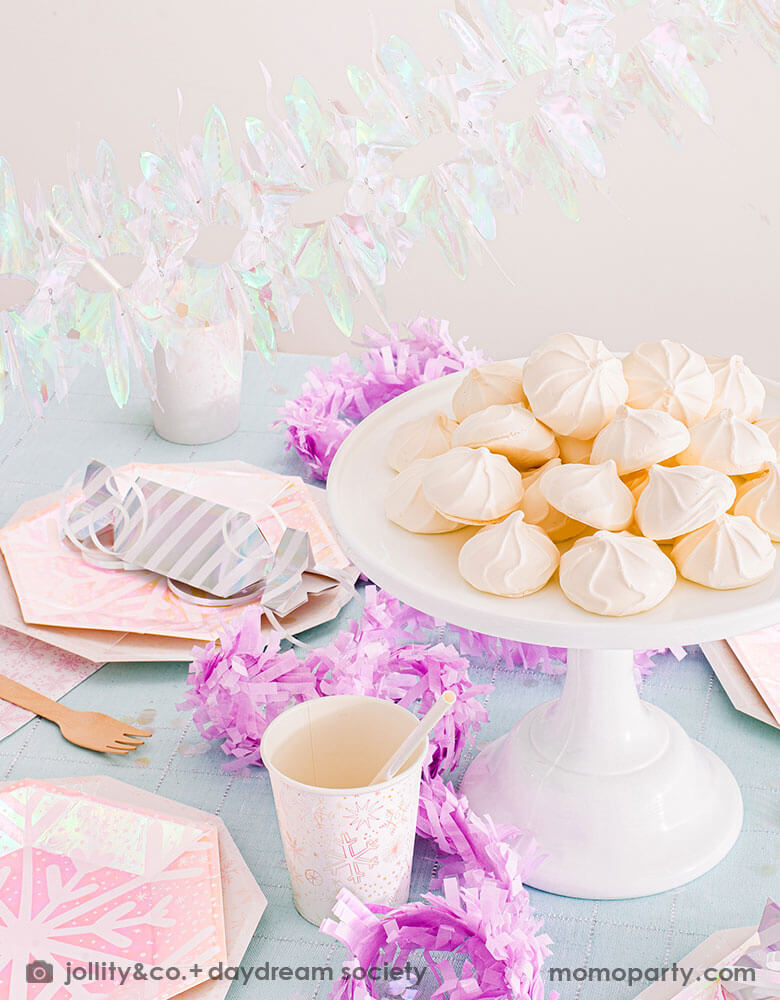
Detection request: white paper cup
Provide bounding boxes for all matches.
[261,695,427,926]
[152,319,243,445]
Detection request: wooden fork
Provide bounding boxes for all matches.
[0,673,152,755]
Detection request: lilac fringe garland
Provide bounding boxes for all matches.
[182,587,491,775]
[181,586,685,772]
[322,777,556,999]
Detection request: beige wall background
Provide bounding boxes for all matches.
[3,0,779,367]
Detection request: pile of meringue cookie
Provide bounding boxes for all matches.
[384,334,780,617]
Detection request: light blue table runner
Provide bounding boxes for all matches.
[0,353,776,1000]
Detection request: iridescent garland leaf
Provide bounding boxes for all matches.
[0,0,778,418]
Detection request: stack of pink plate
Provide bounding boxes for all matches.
[0,460,356,664]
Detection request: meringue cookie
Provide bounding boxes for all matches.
[623,469,651,503]
[452,403,559,469]
[522,332,628,440]
[590,405,690,475]
[556,435,594,463]
[560,531,676,616]
[385,460,462,533]
[707,355,765,421]
[754,417,780,456]
[539,459,635,530]
[520,459,585,542]
[677,408,775,475]
[451,362,526,421]
[422,446,524,525]
[635,464,737,540]
[671,514,775,589]
[734,462,780,541]
[386,410,457,472]
[458,510,559,597]
[623,340,714,425]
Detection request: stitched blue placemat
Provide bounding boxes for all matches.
[0,353,776,999]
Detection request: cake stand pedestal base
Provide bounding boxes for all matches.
[460,648,743,899]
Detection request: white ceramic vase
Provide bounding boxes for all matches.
[152,319,243,445]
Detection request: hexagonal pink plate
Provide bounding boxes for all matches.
[0,462,349,641]
[56,777,268,1000]
[0,780,226,999]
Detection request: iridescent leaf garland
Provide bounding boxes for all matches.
[0,0,778,418]
[180,587,557,1000]
[245,74,390,337]
[439,0,621,220]
[131,0,778,342]
[346,34,503,278]
[48,141,170,407]
[138,105,293,366]
[0,159,68,418]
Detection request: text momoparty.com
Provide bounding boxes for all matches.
[549,963,756,988]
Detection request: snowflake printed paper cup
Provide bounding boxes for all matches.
[261,695,427,926]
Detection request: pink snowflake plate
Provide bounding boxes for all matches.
[0,780,227,1000]
[55,776,268,1000]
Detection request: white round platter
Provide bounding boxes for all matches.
[327,366,780,650]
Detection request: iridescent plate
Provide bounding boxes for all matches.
[0,780,226,999]
[56,776,268,1000]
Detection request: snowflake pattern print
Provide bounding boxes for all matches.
[328,834,379,886]
[269,770,421,923]
[0,781,226,1000]
[341,798,384,832]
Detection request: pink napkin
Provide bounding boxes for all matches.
[728,627,780,726]
[0,626,101,741]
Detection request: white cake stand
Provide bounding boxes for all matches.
[326,369,780,899]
